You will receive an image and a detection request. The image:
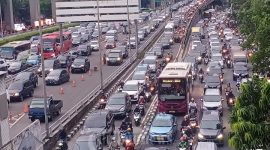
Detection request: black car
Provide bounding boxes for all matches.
[198,111,225,146]
[105,92,131,118]
[151,46,164,58]
[45,69,70,85]
[57,54,72,68]
[77,44,92,56]
[8,61,28,74]
[204,75,222,93]
[233,65,248,81]
[14,72,38,88]
[160,38,171,49]
[37,59,61,77]
[71,57,90,73]
[82,110,115,144]
[7,80,34,102]
[106,52,123,66]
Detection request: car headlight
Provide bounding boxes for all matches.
[170,39,173,43]
[49,69,53,71]
[145,92,150,97]
[38,69,41,72]
[217,134,223,139]
[207,68,210,72]
[198,133,204,139]
[197,56,202,60]
[51,53,55,57]
[117,57,121,61]
[80,65,84,67]
[202,106,207,110]
[14,93,20,96]
[71,64,75,67]
[106,58,109,61]
[134,93,138,98]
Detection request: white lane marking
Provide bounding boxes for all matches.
[141,95,157,124]
[10,113,25,128]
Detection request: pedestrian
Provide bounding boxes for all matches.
[103,54,106,65]
[67,60,71,73]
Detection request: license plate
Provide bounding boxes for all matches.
[157,136,164,141]
[169,111,175,113]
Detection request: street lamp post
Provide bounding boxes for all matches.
[126,0,131,63]
[37,0,49,138]
[0,4,3,38]
[96,0,104,91]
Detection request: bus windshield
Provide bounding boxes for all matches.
[0,47,14,58]
[159,78,187,100]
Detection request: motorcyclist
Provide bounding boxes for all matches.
[109,137,119,150]
[133,104,140,114]
[188,98,197,114]
[59,127,67,142]
[100,91,107,100]
[181,115,190,127]
[178,136,188,149]
[119,80,125,88]
[198,68,204,74]
[125,128,134,141]
[124,113,133,130]
[138,96,145,105]
[225,83,231,92]
[120,121,128,131]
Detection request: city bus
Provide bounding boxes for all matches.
[40,32,72,59]
[157,62,192,113]
[0,41,31,60]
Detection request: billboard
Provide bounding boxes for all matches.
[55,0,140,22]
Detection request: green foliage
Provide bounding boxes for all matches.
[0,23,79,46]
[233,0,270,71]
[229,77,270,150]
[40,0,52,18]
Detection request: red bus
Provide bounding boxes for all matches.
[157,62,192,113]
[40,32,72,59]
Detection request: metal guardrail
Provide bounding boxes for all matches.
[41,22,166,140]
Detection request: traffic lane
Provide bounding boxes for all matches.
[8,22,164,138]
[67,34,183,148]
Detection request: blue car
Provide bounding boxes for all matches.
[148,113,178,144]
[26,55,41,66]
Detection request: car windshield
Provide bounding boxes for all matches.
[78,46,87,50]
[29,99,49,108]
[143,59,155,64]
[44,60,54,67]
[73,141,96,150]
[123,84,138,91]
[49,71,61,76]
[200,120,220,129]
[205,89,220,95]
[203,95,220,102]
[108,53,120,58]
[206,76,220,83]
[91,41,98,45]
[10,62,21,67]
[57,55,67,61]
[152,118,172,127]
[85,116,106,128]
[136,66,147,72]
[132,73,145,80]
[159,79,187,100]
[8,82,23,90]
[43,46,54,52]
[74,59,85,63]
[72,32,80,37]
[108,98,125,105]
[28,55,38,60]
[211,43,220,47]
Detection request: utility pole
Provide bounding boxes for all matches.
[38,0,49,138]
[96,0,104,91]
[0,3,3,38]
[135,19,139,58]
[126,0,131,63]
[59,23,63,54]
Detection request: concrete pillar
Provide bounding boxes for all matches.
[29,0,40,26]
[3,0,14,30]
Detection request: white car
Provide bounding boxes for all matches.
[204,88,221,96]
[201,95,223,115]
[210,42,221,50]
[211,53,224,68]
[225,33,234,41]
[90,40,99,51]
[192,40,201,50]
[132,71,147,85]
[223,28,232,35]
[122,80,142,102]
[72,32,81,38]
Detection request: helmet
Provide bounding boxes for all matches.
[184,115,189,120]
[139,96,144,99]
[135,104,139,107]
[112,137,116,141]
[127,128,132,131]
[182,134,188,140]
[191,98,194,102]
[180,137,184,141]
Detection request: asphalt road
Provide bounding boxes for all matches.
[7,12,166,138]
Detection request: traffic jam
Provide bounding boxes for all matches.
[0,0,249,149]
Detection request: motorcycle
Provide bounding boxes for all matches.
[125,139,135,150]
[119,130,126,146]
[198,73,203,83]
[56,140,68,150]
[227,97,235,108]
[145,92,151,102]
[178,137,193,150]
[139,104,145,116]
[204,57,209,65]
[227,59,232,68]
[133,112,141,126]
[98,98,107,109]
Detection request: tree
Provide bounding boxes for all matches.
[229,77,270,150]
[40,0,52,18]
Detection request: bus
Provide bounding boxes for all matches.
[40,32,72,59]
[164,22,174,34]
[157,62,192,113]
[0,41,31,60]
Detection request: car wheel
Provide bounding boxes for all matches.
[31,118,35,122]
[29,90,34,97]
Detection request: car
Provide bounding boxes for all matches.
[68,50,79,61]
[37,59,61,77]
[73,134,103,150]
[192,40,201,50]
[160,38,171,49]
[194,44,207,57]
[81,34,90,42]
[132,71,147,85]
[194,142,218,150]
[57,54,72,68]
[223,28,232,35]
[122,80,143,102]
[6,80,34,102]
[225,33,233,41]
[105,30,118,41]
[106,50,123,66]
[90,40,99,51]
[105,92,131,118]
[109,49,127,60]
[164,34,174,45]
[71,57,90,73]
[198,111,225,146]
[92,30,99,38]
[151,46,164,58]
[211,53,224,68]
[127,37,137,49]
[208,61,222,69]
[148,113,178,144]
[233,65,248,81]
[77,44,92,56]
[138,31,145,41]
[141,56,157,73]
[201,95,223,115]
[207,66,223,82]
[26,55,41,66]
[72,32,81,38]
[135,64,150,72]
[204,75,222,92]
[105,39,116,49]
[82,110,115,144]
[45,69,70,85]
[210,43,221,54]
[118,45,128,58]
[102,27,110,34]
[0,59,8,71]
[8,61,28,74]
[72,36,83,46]
[14,71,38,88]
[187,50,203,64]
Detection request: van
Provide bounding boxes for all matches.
[195,142,218,150]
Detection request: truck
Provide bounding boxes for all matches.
[232,51,247,65]
[28,97,63,122]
